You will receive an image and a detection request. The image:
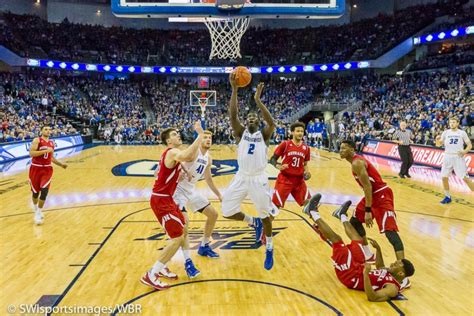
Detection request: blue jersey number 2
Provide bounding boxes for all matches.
[248,143,256,155]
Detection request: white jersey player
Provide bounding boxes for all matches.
[174,130,222,259]
[222,75,276,270]
[437,117,474,204]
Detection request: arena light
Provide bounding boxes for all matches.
[438,32,445,39]
[128,66,136,72]
[159,67,167,73]
[278,66,285,73]
[46,61,54,68]
[116,66,123,72]
[26,59,40,67]
[170,67,177,73]
[86,64,97,71]
[59,62,67,69]
[332,64,340,70]
[451,29,459,37]
[142,66,153,73]
[72,63,80,70]
[344,62,352,69]
[290,66,297,72]
[320,65,328,71]
[266,67,274,73]
[103,65,111,71]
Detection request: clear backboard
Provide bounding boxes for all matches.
[111,0,344,19]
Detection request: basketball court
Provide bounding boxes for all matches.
[1,144,472,315]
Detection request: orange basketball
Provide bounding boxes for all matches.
[233,66,252,88]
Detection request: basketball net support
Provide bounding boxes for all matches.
[204,0,250,60]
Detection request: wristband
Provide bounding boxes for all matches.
[365,207,372,213]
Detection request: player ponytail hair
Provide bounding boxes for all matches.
[401,259,415,277]
[290,121,305,132]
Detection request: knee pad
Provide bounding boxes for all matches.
[32,192,40,199]
[350,216,366,238]
[39,188,49,200]
[385,230,404,252]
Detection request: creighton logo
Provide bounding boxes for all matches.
[112,159,278,179]
[135,226,287,250]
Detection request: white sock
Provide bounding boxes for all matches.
[310,211,320,221]
[182,248,190,261]
[243,214,253,225]
[266,237,273,250]
[150,260,165,276]
[444,191,451,197]
[362,245,374,259]
[33,204,38,212]
[340,214,348,223]
[201,237,209,247]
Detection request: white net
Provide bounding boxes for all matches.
[204,17,250,60]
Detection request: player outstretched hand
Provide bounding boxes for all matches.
[194,120,204,135]
[367,237,380,250]
[229,72,238,90]
[61,163,68,169]
[365,211,374,228]
[254,82,264,101]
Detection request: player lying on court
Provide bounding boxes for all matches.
[29,126,68,225]
[141,121,204,290]
[303,194,415,301]
[174,130,222,276]
[221,73,277,270]
[339,139,411,290]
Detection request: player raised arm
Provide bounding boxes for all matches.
[29,138,53,157]
[363,264,399,302]
[352,159,373,228]
[368,238,385,269]
[167,121,204,166]
[229,73,245,142]
[204,156,222,201]
[254,82,276,145]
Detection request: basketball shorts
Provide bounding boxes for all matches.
[222,173,275,218]
[173,186,210,213]
[441,154,468,178]
[354,187,398,233]
[315,132,323,139]
[272,174,310,207]
[29,165,53,194]
[332,240,365,290]
[150,195,186,238]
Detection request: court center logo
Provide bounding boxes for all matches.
[111,159,278,179]
[135,226,287,250]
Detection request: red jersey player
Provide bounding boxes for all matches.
[303,193,415,301]
[141,121,204,291]
[29,126,68,225]
[270,122,311,209]
[339,140,411,290]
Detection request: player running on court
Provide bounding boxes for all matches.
[270,121,311,209]
[29,126,68,225]
[221,73,276,270]
[304,194,415,301]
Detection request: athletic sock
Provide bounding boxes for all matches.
[444,190,451,198]
[266,237,273,250]
[243,214,253,225]
[201,237,209,247]
[340,214,349,223]
[310,211,320,221]
[182,248,190,261]
[150,260,165,276]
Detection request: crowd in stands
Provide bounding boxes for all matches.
[0,0,466,66]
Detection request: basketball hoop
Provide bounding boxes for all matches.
[190,90,216,118]
[203,0,250,60]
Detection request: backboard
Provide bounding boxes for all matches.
[111,0,345,19]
